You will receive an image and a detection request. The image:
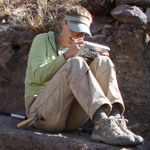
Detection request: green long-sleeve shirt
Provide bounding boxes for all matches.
[25,31,66,108]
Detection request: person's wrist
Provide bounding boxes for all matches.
[63,52,70,61]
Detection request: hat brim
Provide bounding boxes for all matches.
[67,21,92,37]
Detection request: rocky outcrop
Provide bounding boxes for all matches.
[0,25,36,113]
[145,8,150,21]
[111,0,150,25]
[0,115,149,150]
[116,0,150,7]
[111,4,148,25]
[83,0,150,26]
[0,1,150,149]
[82,0,114,14]
[1,14,150,142]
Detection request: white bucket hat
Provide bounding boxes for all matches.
[64,15,92,37]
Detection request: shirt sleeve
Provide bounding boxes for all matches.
[29,34,66,84]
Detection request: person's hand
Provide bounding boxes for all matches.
[97,51,109,57]
[63,38,84,60]
[101,51,109,57]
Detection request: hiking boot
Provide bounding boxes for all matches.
[91,117,134,145]
[116,116,144,145]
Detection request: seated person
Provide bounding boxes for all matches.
[24,6,143,145]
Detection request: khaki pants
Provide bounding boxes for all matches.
[26,56,124,132]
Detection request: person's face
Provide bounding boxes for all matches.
[61,20,84,47]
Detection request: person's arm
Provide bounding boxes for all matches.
[29,34,66,84]
[63,37,85,60]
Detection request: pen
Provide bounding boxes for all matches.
[69,35,75,41]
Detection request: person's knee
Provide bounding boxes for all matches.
[72,56,83,61]
[96,56,114,69]
[90,56,114,75]
[99,56,113,65]
[67,57,90,77]
[71,56,87,66]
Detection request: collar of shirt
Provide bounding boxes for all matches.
[55,34,69,55]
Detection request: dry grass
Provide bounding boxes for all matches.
[21,0,78,33]
[0,0,79,33]
[0,0,11,18]
[20,1,48,32]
